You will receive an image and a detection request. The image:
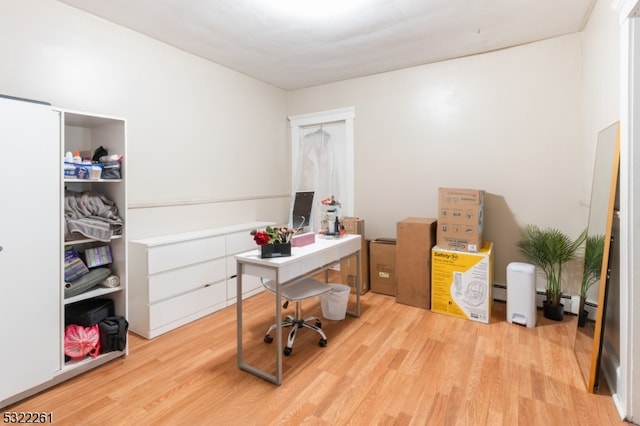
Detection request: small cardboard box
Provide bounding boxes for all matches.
[369,238,397,296]
[437,187,485,252]
[396,217,437,309]
[340,217,369,295]
[431,241,494,323]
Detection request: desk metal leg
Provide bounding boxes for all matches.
[237,262,244,367]
[346,251,361,318]
[274,273,283,384]
[236,261,282,385]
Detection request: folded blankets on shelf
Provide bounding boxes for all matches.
[65,190,123,242]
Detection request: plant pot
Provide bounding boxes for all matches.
[260,242,291,258]
[578,309,589,327]
[542,300,564,321]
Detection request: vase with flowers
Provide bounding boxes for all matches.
[251,226,295,258]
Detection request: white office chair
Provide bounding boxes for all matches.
[262,277,332,356]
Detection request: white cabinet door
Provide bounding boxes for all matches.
[0,96,61,401]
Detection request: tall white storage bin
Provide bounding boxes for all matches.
[506,262,536,328]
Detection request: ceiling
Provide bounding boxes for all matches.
[58,0,596,91]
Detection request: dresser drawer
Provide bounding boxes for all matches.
[226,230,258,255]
[149,258,226,303]
[148,235,225,274]
[149,281,226,330]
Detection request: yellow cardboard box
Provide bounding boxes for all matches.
[431,241,493,323]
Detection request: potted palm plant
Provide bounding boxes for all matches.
[517,224,586,321]
[578,234,605,327]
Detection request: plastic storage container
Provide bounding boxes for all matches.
[320,284,350,320]
[506,262,537,328]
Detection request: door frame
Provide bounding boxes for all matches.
[615,0,640,420]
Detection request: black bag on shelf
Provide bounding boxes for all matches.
[65,298,114,327]
[99,316,129,353]
[92,146,108,162]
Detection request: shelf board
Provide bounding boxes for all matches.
[59,350,125,374]
[64,178,122,183]
[64,286,122,305]
[64,235,122,246]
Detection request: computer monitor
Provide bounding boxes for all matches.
[291,191,314,230]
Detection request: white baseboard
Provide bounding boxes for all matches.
[493,284,506,302]
[491,284,597,317]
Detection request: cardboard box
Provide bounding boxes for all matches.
[369,238,397,296]
[340,217,369,294]
[437,187,485,252]
[431,241,494,323]
[342,216,363,235]
[340,242,369,295]
[396,217,437,309]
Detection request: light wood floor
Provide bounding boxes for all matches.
[7,284,628,425]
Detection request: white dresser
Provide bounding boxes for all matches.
[128,222,272,339]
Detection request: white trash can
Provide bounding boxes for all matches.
[320,284,350,320]
[506,262,537,328]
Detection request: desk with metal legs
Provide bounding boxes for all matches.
[236,234,361,385]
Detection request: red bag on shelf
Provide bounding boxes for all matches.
[64,324,101,360]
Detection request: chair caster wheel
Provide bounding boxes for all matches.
[315,320,322,328]
[283,347,292,356]
[319,339,327,347]
[264,335,273,344]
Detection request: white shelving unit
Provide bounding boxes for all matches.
[60,108,128,363]
[0,96,128,408]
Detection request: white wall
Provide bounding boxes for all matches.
[287,35,585,286]
[1,0,619,288]
[0,0,291,240]
[581,0,621,193]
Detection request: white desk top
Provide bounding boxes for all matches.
[236,234,361,284]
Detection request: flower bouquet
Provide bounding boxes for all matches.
[250,226,295,258]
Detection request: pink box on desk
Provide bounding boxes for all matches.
[291,232,315,247]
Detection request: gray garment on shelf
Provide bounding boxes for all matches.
[64,190,123,242]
